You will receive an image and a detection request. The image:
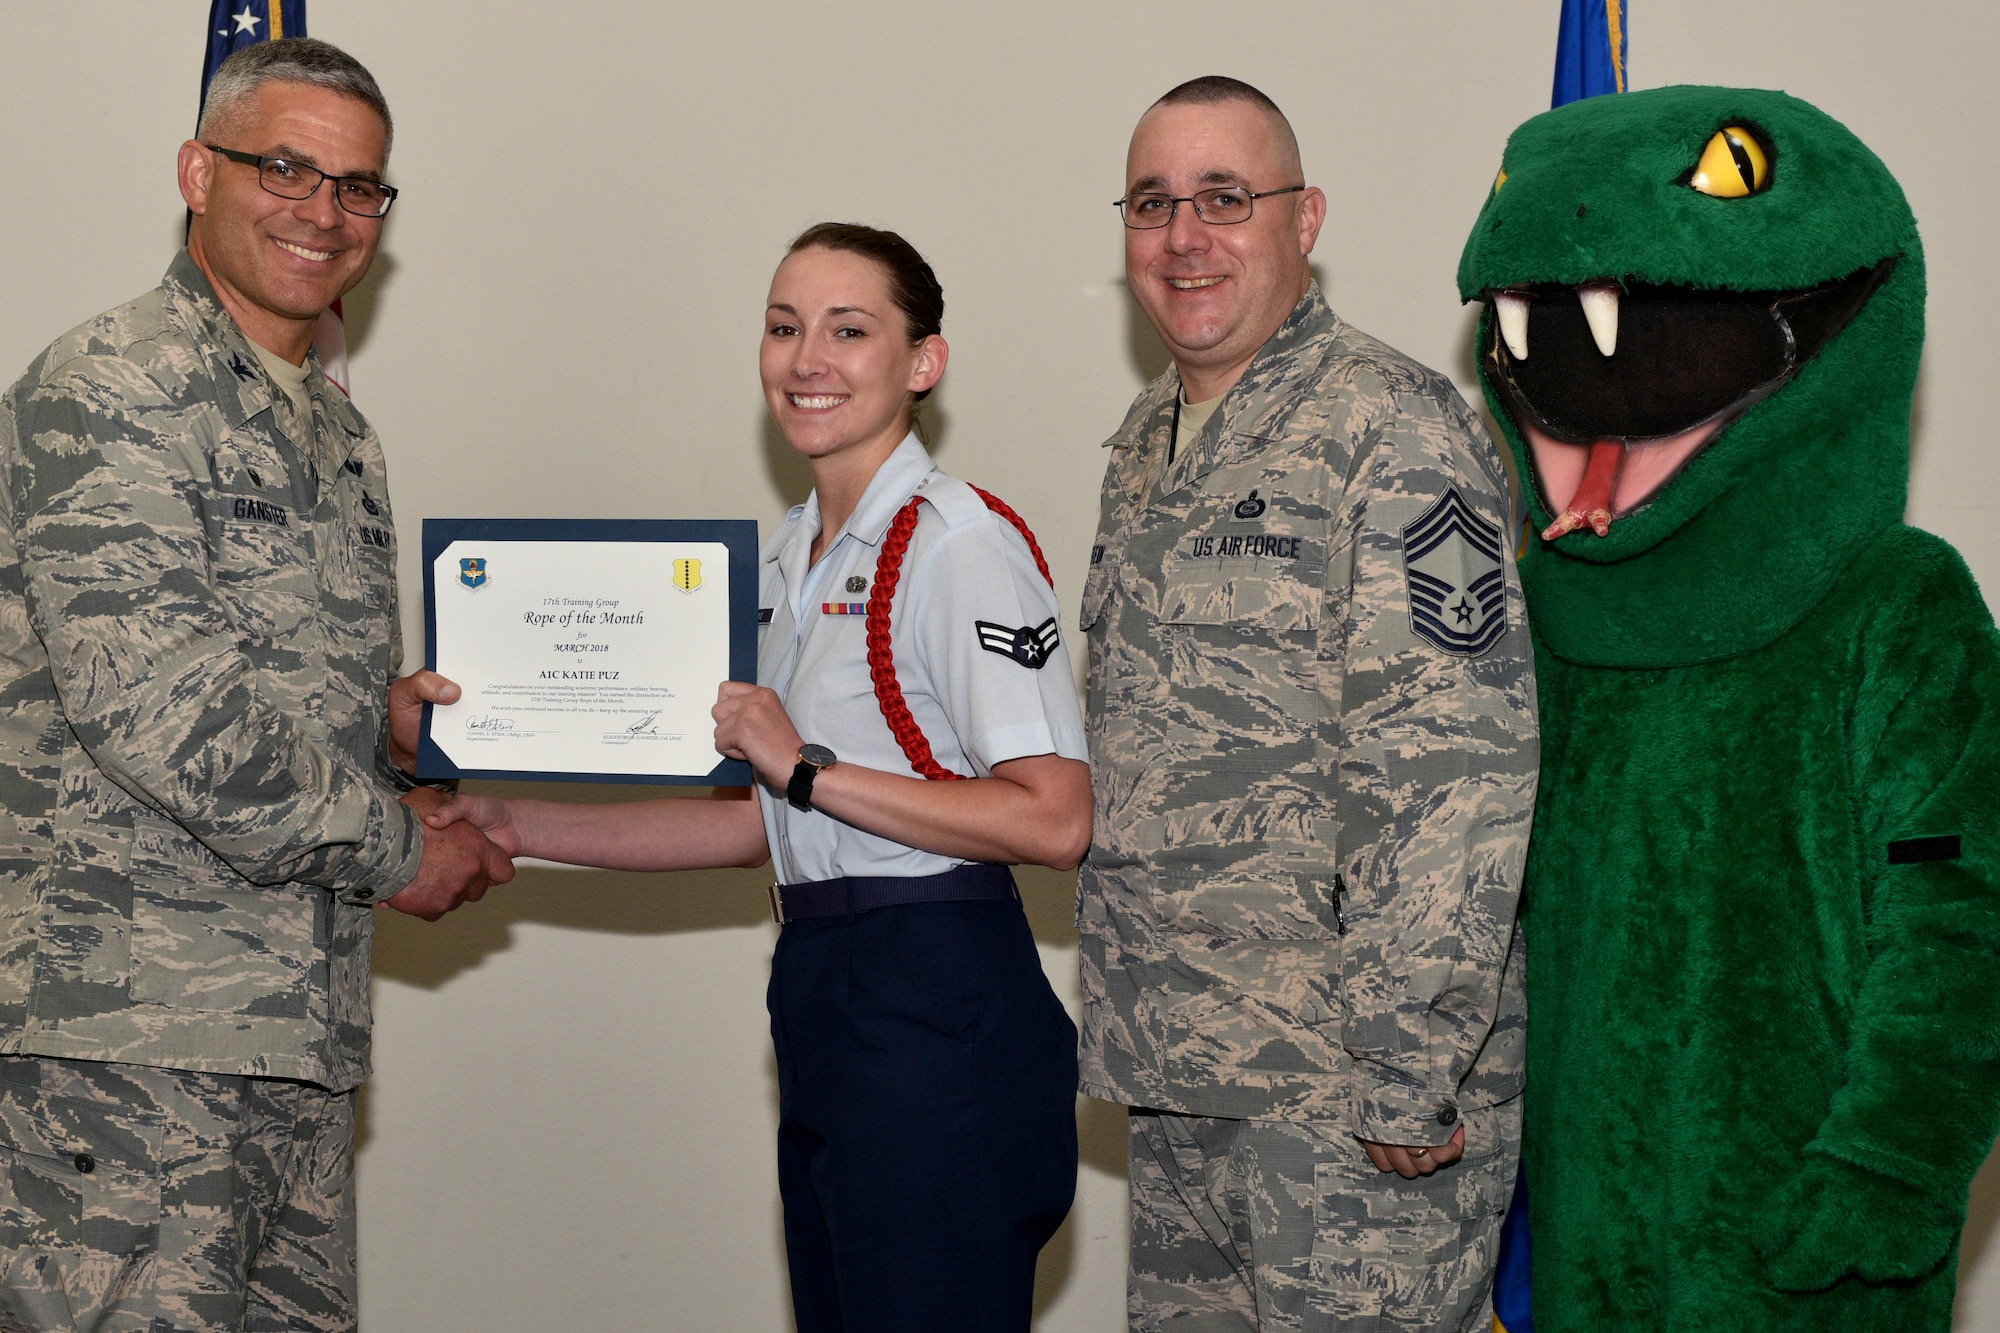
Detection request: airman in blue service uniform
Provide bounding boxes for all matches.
[432,223,1093,1333]
[757,428,1086,1333]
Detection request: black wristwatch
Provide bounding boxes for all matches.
[787,744,838,812]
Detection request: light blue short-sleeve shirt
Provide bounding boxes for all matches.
[756,434,1088,884]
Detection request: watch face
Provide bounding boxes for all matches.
[799,744,837,768]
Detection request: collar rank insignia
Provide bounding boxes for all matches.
[1401,488,1506,657]
[458,557,488,590]
[976,617,1060,669]
[228,352,257,383]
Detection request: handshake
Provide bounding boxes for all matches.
[380,669,515,922]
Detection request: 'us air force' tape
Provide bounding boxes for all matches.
[975,617,1060,669]
[1400,488,1506,657]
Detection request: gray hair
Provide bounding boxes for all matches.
[197,38,393,157]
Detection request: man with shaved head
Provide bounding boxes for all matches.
[0,37,505,1332]
[1076,75,1538,1330]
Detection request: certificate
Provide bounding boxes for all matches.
[417,518,759,785]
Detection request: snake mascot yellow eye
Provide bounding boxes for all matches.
[1689,125,1771,197]
[1459,86,2000,1332]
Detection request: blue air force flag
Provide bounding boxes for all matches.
[1401,489,1506,657]
[1552,0,1627,107]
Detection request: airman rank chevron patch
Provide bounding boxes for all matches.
[976,617,1060,669]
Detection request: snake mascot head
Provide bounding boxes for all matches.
[1459,85,2000,1330]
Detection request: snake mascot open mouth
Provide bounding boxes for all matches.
[1458,85,2000,1330]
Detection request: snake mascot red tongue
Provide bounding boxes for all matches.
[1458,84,2000,1331]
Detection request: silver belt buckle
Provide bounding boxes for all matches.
[768,883,787,926]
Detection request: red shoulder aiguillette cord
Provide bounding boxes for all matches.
[866,487,1054,780]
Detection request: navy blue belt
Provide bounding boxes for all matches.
[768,863,1018,925]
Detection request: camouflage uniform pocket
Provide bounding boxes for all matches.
[127,815,312,1016]
[351,523,396,611]
[1160,535,1323,632]
[1154,865,1344,940]
[0,1079,162,1258]
[1078,561,1110,633]
[1153,553,1322,772]
[212,444,317,646]
[1306,1142,1511,1331]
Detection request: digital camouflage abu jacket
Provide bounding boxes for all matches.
[0,252,424,1093]
[1077,286,1538,1142]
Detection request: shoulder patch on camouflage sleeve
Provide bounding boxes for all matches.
[1401,488,1506,657]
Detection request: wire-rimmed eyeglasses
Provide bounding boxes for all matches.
[206,145,399,218]
[1113,184,1304,230]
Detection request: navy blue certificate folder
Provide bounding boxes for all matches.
[418,518,758,786]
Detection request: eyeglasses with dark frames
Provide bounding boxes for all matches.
[1112,184,1305,230]
[206,145,399,218]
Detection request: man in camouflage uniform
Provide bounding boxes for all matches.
[1079,77,1538,1331]
[0,40,509,1332]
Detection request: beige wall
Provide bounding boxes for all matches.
[2,2,1996,1328]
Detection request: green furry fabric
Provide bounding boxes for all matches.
[1459,86,2000,1330]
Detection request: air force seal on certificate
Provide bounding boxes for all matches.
[1401,488,1505,657]
[672,557,703,593]
[459,557,488,589]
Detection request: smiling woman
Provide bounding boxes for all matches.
[427,223,1092,1333]
[759,227,946,493]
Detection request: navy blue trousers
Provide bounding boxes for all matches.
[768,896,1078,1333]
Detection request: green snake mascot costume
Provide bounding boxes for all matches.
[1457,85,2000,1330]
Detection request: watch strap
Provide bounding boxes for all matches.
[786,759,818,812]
